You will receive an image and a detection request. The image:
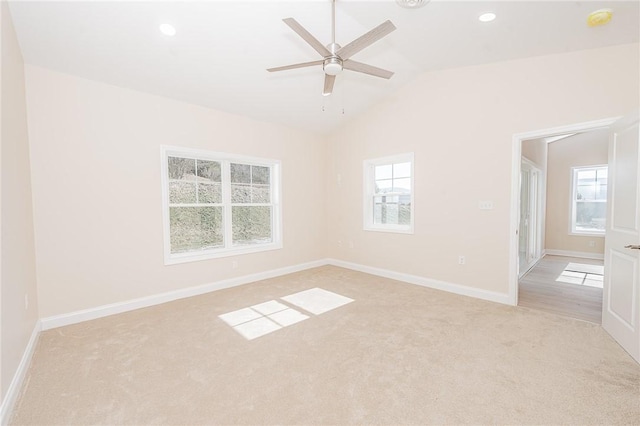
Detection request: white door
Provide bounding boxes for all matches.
[603,110,640,362]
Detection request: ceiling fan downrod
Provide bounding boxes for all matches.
[324,0,343,76]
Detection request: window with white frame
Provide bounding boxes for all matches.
[363,153,414,233]
[161,146,281,264]
[571,165,607,235]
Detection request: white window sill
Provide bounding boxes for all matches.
[363,226,414,235]
[164,242,283,265]
[569,231,605,238]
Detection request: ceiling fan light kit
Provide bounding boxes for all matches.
[267,0,396,96]
[323,57,343,76]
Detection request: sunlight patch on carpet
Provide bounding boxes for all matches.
[282,288,354,315]
[219,288,353,340]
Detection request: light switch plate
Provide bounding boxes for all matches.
[479,201,494,210]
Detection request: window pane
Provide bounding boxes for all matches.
[596,183,607,201]
[231,163,251,183]
[232,206,272,245]
[394,178,411,192]
[373,196,400,225]
[231,183,252,203]
[375,164,392,180]
[393,162,411,178]
[169,181,196,204]
[577,184,595,201]
[575,202,606,232]
[170,206,223,253]
[168,157,195,180]
[399,202,411,225]
[577,170,596,181]
[197,160,221,183]
[198,183,222,204]
[252,166,270,185]
[168,157,197,203]
[375,179,392,194]
[252,185,271,203]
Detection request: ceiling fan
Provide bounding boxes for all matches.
[267,0,396,96]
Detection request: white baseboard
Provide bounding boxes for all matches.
[40,259,327,331]
[41,256,513,330]
[544,249,604,260]
[0,321,41,426]
[327,258,510,305]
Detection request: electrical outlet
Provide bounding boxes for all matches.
[232,261,238,269]
[589,240,595,247]
[458,256,466,265]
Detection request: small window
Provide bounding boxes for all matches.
[161,146,281,264]
[363,153,414,233]
[571,165,607,236]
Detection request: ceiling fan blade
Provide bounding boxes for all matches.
[337,20,396,60]
[343,60,394,79]
[282,18,331,58]
[267,60,324,73]
[323,74,336,96]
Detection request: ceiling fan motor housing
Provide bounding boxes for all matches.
[323,42,343,75]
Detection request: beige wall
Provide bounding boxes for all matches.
[545,130,609,255]
[0,2,39,399]
[522,138,547,170]
[24,65,327,318]
[326,43,638,295]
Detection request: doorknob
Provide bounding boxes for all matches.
[625,245,640,250]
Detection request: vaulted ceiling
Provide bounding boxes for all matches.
[8,1,640,135]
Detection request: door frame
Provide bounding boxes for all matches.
[508,117,620,305]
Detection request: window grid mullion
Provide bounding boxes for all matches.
[194,159,199,205]
[223,160,233,249]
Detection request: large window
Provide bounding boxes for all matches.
[161,146,281,264]
[363,153,414,233]
[571,165,607,236]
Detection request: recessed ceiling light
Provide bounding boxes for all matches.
[478,12,497,23]
[159,23,176,37]
[587,9,613,27]
[396,0,430,9]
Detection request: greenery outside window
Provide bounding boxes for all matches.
[161,146,281,264]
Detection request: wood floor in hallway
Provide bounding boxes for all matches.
[518,255,603,323]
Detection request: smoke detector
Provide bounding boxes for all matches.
[396,0,430,9]
[587,9,613,27]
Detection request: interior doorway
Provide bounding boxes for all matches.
[508,117,618,309]
[515,127,610,323]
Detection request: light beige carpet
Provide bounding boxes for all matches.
[11,266,640,425]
